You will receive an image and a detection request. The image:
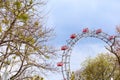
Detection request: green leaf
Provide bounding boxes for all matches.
[30,0,33,4]
[2,19,9,24]
[5,60,11,65]
[25,36,35,44]
[45,55,50,59]
[34,21,39,26]
[19,34,24,39]
[0,26,2,32]
[12,56,16,59]
[14,1,22,9]
[18,13,29,22]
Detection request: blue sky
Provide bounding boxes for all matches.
[45,0,120,80]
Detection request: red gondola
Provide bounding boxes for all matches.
[96,29,102,34]
[70,34,76,39]
[109,36,115,40]
[83,28,89,33]
[57,62,63,66]
[61,45,68,50]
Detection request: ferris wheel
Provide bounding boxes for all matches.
[57,28,118,80]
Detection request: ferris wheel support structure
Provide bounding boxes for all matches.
[57,28,119,80]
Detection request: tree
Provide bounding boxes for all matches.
[74,54,120,80]
[106,26,120,66]
[0,0,57,79]
[24,75,45,80]
[70,72,75,80]
[114,26,120,65]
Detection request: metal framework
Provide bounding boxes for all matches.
[58,28,117,80]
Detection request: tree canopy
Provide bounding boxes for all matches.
[0,0,57,79]
[74,53,120,80]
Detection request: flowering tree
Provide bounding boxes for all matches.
[106,26,120,66]
[0,0,57,79]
